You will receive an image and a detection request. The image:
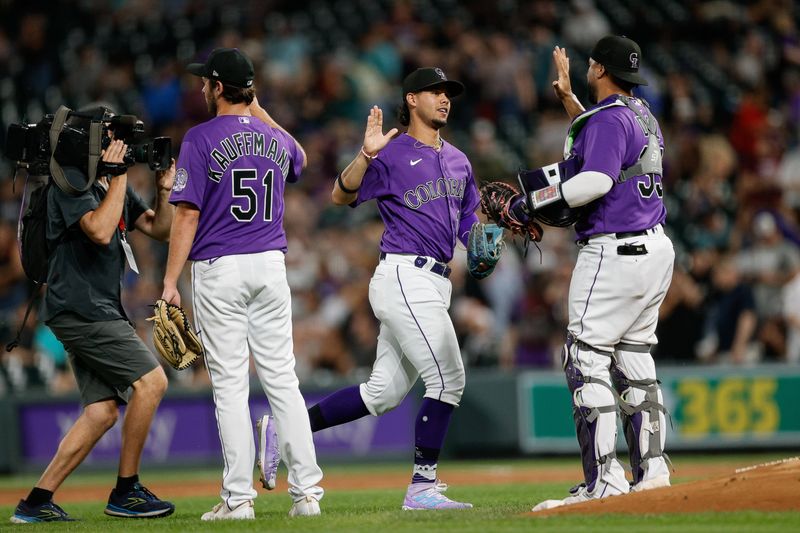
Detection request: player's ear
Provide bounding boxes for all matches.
[405,92,416,109]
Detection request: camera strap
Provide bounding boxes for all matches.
[48,105,102,196]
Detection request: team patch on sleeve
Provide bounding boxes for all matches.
[173,168,188,192]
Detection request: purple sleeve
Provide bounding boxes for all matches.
[579,117,626,179]
[458,166,481,246]
[170,137,207,209]
[276,129,304,183]
[353,157,389,207]
[458,212,479,247]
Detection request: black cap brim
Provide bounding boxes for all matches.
[413,80,465,98]
[186,63,208,78]
[605,67,648,86]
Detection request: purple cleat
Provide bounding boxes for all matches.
[401,483,473,510]
[256,414,280,490]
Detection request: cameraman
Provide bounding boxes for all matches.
[10,114,176,522]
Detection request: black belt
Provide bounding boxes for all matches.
[577,227,653,247]
[379,252,451,279]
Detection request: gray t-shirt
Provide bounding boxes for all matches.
[42,168,149,322]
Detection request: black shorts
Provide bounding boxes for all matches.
[47,313,159,406]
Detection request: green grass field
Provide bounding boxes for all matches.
[0,455,797,532]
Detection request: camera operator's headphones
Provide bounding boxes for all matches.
[49,105,104,196]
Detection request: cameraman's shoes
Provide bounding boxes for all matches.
[289,496,320,516]
[257,414,280,490]
[10,500,75,523]
[104,483,174,518]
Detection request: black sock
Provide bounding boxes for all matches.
[25,487,53,507]
[116,474,139,493]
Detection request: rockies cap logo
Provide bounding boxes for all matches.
[435,67,446,80]
[629,53,639,69]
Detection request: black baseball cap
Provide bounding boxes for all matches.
[590,35,648,86]
[402,67,464,98]
[187,48,255,88]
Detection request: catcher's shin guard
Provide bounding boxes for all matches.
[562,335,628,494]
[611,344,670,485]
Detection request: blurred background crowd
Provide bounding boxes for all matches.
[1,0,800,396]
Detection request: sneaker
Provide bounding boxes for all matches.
[289,496,320,517]
[402,483,473,510]
[10,500,75,523]
[631,474,670,492]
[532,481,627,512]
[257,414,280,490]
[201,501,254,521]
[104,483,175,518]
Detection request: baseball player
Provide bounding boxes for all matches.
[484,37,673,510]
[533,35,674,510]
[161,48,323,519]
[267,67,477,511]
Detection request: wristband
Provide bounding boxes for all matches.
[360,146,378,161]
[336,174,360,194]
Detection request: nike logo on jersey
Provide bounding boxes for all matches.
[410,158,422,166]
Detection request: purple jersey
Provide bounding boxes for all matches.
[570,95,667,240]
[354,133,479,263]
[170,115,303,260]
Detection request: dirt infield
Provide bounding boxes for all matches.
[532,457,800,516]
[1,459,788,509]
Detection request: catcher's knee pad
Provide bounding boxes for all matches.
[563,334,626,492]
[611,343,669,484]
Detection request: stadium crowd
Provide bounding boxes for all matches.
[1,0,799,395]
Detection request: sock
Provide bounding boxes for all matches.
[25,487,53,507]
[412,398,454,484]
[115,474,139,494]
[308,385,370,432]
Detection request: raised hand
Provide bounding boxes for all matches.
[362,105,398,156]
[552,46,573,101]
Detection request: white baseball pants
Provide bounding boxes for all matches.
[192,250,323,507]
[360,254,466,414]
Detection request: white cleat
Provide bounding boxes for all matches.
[201,500,254,521]
[631,475,671,492]
[532,482,627,512]
[289,496,321,517]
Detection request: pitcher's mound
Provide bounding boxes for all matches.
[532,457,800,516]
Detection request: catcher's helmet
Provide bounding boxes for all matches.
[518,157,583,227]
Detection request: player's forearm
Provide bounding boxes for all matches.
[163,205,199,286]
[561,171,613,207]
[251,104,307,169]
[332,151,372,205]
[560,93,585,120]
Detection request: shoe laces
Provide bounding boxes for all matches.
[130,483,159,501]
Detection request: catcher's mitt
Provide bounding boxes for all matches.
[479,182,544,242]
[467,222,505,280]
[147,299,203,370]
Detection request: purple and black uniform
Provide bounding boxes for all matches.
[556,93,676,502]
[570,95,666,240]
[170,115,302,258]
[306,131,479,507]
[171,111,324,507]
[355,132,480,260]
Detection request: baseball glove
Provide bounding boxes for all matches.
[467,222,505,279]
[147,299,203,370]
[479,181,544,242]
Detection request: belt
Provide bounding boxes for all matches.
[577,225,660,247]
[379,252,451,279]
